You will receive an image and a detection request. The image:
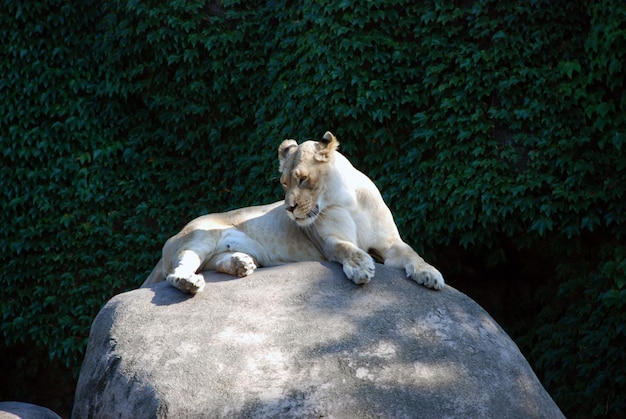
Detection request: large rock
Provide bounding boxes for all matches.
[73,262,563,418]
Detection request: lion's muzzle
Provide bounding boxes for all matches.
[286,203,319,226]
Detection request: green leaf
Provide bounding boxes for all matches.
[559,60,582,78]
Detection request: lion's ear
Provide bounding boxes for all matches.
[316,131,339,162]
[278,139,298,172]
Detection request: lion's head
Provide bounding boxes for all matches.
[277,131,339,226]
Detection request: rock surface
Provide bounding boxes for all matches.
[0,401,61,419]
[73,261,563,418]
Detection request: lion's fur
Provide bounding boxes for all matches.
[142,131,444,294]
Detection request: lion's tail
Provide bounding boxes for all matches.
[141,257,165,288]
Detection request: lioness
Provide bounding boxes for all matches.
[142,131,444,294]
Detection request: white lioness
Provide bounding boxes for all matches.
[142,131,444,294]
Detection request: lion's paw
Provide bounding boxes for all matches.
[166,273,206,295]
[230,252,257,277]
[343,252,375,285]
[406,263,445,290]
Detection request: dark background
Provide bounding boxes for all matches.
[1,1,624,417]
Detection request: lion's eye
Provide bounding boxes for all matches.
[298,176,307,186]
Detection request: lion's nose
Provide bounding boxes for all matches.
[287,203,297,213]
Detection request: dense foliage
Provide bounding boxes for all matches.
[1,0,624,416]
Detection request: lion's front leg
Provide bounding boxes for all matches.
[167,249,206,294]
[405,259,445,290]
[314,209,375,285]
[327,240,375,285]
[383,242,445,290]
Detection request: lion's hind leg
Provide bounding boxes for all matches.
[215,252,258,277]
[212,228,268,276]
[166,249,206,294]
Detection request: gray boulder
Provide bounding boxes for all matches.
[0,402,61,419]
[73,262,563,418]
